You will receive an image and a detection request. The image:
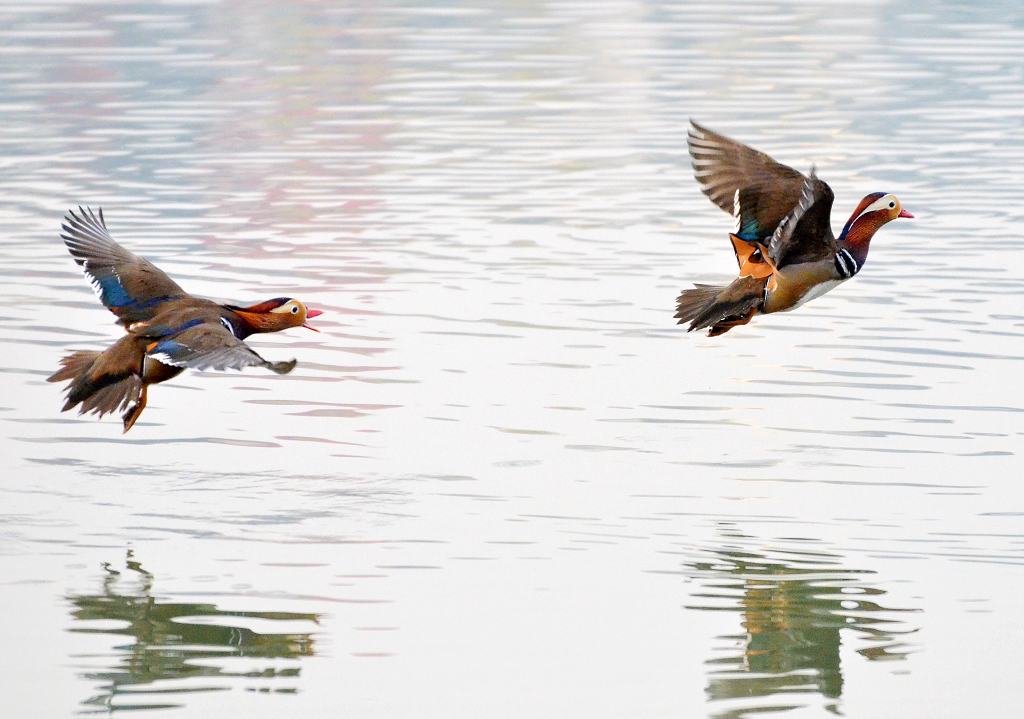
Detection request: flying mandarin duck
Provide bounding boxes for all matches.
[675,121,913,335]
[48,207,323,432]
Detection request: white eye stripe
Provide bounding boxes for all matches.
[865,196,894,212]
[848,195,897,227]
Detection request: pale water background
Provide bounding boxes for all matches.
[1,1,1023,717]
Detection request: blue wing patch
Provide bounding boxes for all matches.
[147,318,204,348]
[87,270,134,308]
[735,218,761,242]
[732,189,764,242]
[86,268,175,311]
[147,319,205,363]
[152,337,185,355]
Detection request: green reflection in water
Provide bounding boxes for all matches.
[688,530,918,719]
[68,551,320,714]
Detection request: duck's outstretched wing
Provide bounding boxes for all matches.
[60,207,186,324]
[687,122,835,264]
[145,321,296,374]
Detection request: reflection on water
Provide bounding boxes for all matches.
[688,528,918,719]
[68,551,319,713]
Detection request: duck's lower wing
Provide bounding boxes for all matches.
[144,322,296,374]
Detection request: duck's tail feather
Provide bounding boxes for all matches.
[675,276,766,336]
[79,375,142,417]
[675,284,725,325]
[48,350,100,384]
[48,347,141,417]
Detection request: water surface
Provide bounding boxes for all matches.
[1,1,1023,717]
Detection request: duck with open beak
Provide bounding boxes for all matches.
[48,207,327,431]
[304,308,323,331]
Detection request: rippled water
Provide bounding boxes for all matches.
[1,1,1022,717]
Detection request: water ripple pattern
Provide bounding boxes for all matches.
[1,1,1022,718]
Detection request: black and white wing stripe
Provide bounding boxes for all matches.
[833,248,859,278]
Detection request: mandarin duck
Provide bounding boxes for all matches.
[48,207,323,432]
[675,121,912,336]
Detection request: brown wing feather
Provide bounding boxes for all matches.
[688,122,805,234]
[687,122,836,262]
[766,170,837,266]
[60,207,186,325]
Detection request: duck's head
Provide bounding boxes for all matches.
[230,297,324,333]
[841,192,913,241]
[839,193,913,269]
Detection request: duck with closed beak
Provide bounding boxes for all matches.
[48,207,323,431]
[676,121,913,336]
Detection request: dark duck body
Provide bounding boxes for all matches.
[49,208,322,431]
[675,122,913,336]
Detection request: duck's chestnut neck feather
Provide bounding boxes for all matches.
[226,308,290,335]
[839,210,888,267]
